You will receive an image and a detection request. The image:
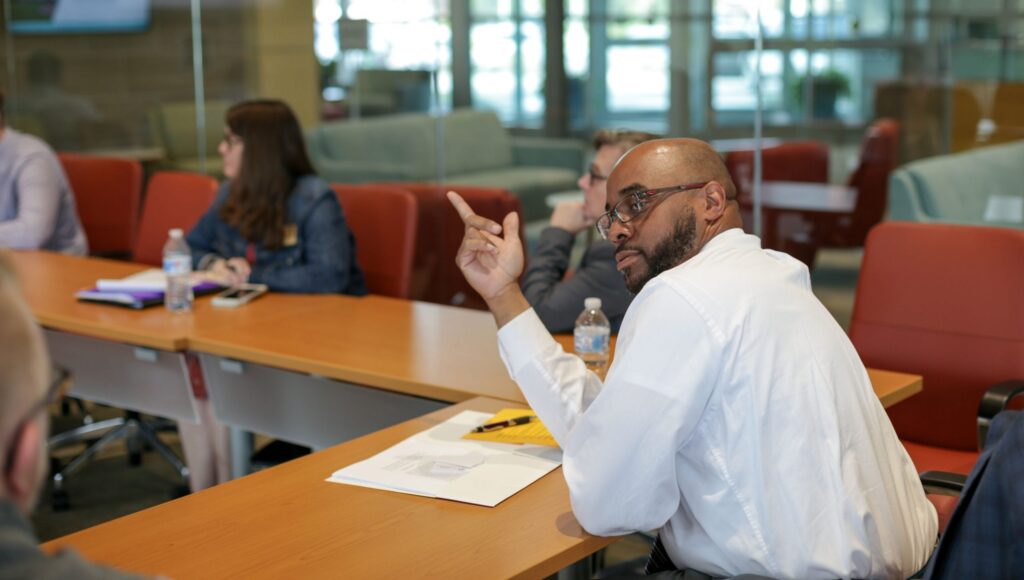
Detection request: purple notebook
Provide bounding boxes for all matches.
[76,281,223,309]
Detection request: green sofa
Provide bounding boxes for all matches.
[148,100,230,176]
[305,109,585,221]
[888,140,1024,229]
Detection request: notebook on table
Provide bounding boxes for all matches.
[76,269,223,309]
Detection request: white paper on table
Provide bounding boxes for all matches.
[96,269,208,292]
[983,195,1024,224]
[326,410,562,507]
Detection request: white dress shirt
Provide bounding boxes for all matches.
[498,228,937,579]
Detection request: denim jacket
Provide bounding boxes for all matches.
[186,175,367,295]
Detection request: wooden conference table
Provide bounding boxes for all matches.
[11,250,922,464]
[44,397,615,579]
[18,250,922,577]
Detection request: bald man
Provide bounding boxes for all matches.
[448,139,936,578]
[0,253,144,578]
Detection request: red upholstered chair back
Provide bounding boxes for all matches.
[724,141,830,207]
[58,153,142,256]
[843,118,899,246]
[133,171,219,266]
[330,184,418,299]
[850,222,1024,453]
[370,182,524,310]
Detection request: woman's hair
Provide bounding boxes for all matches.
[219,99,316,249]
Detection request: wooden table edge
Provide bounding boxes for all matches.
[42,396,617,579]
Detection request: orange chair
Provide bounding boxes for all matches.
[850,222,1024,526]
[851,222,1024,473]
[58,153,143,257]
[370,182,525,310]
[133,171,219,266]
[330,184,418,299]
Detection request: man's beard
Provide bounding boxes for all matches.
[622,208,697,294]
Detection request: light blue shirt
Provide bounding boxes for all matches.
[0,129,87,255]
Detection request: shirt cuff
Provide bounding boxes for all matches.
[497,308,562,373]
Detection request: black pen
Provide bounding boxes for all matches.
[472,415,537,433]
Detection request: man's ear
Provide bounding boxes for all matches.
[702,181,728,221]
[5,419,44,511]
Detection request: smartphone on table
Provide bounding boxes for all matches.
[211,284,268,308]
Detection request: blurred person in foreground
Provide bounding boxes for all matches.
[447,138,936,578]
[0,252,144,579]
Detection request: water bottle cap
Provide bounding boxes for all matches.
[169,228,184,238]
[584,297,601,310]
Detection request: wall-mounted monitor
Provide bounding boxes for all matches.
[9,0,150,34]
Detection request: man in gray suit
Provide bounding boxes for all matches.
[522,129,656,332]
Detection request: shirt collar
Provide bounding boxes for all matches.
[699,227,756,255]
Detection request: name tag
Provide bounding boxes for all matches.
[283,224,298,246]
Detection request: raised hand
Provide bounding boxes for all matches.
[447,191,524,302]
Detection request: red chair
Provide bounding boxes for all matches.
[371,182,525,310]
[724,141,830,207]
[58,153,143,257]
[784,119,900,267]
[330,184,418,299]
[724,141,829,249]
[133,171,219,266]
[850,222,1024,528]
[851,222,1024,472]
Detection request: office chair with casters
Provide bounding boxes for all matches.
[47,171,218,510]
[849,221,1024,526]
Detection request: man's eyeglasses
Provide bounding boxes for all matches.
[3,368,70,477]
[596,182,708,240]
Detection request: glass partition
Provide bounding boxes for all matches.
[0,0,1021,305]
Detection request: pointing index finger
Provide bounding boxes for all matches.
[447,190,502,234]
[447,191,475,219]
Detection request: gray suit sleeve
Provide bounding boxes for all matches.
[522,227,633,333]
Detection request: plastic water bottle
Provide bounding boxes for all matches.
[574,297,610,376]
[163,228,193,312]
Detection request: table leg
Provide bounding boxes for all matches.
[230,428,254,479]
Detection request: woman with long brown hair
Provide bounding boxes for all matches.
[188,99,366,295]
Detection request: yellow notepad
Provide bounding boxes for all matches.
[463,408,559,448]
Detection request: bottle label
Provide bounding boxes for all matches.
[163,254,191,277]
[574,326,610,354]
